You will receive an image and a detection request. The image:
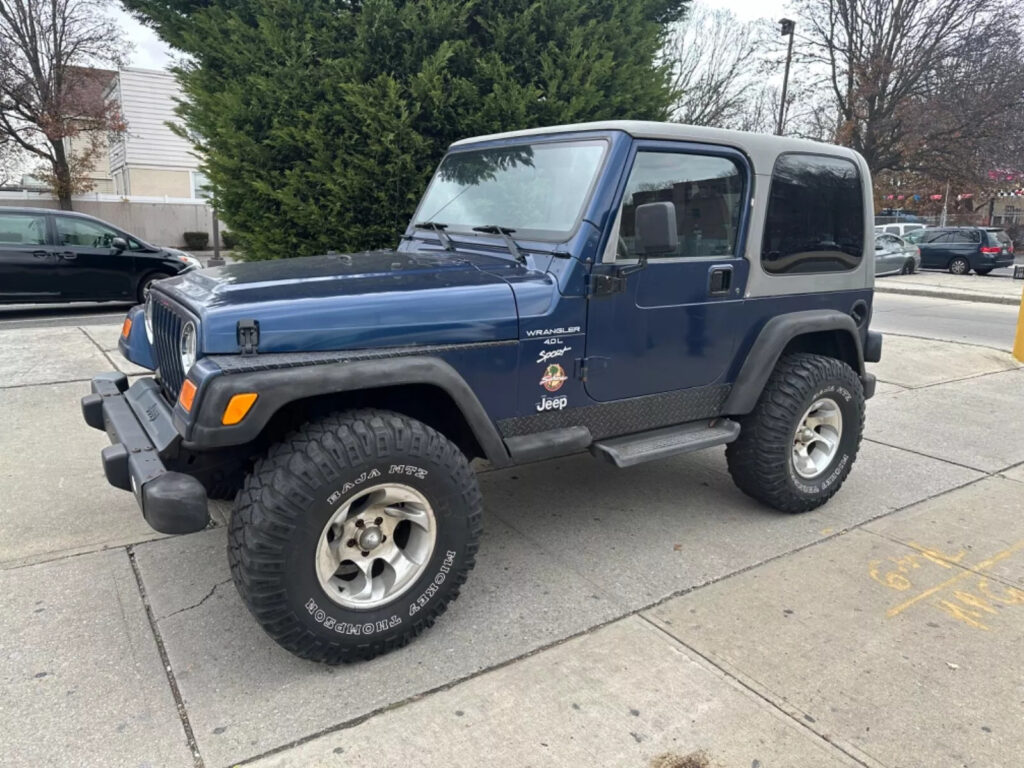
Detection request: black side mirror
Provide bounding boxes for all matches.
[635,201,678,256]
[111,236,127,253]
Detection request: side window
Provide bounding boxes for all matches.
[884,225,900,234]
[761,153,864,274]
[55,217,121,248]
[922,231,950,243]
[615,151,744,260]
[0,212,47,245]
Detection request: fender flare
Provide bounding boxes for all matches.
[723,310,865,415]
[181,356,512,467]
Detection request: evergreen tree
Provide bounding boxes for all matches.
[124,0,688,259]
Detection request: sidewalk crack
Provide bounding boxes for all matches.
[158,579,232,622]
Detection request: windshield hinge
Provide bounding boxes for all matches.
[237,319,260,356]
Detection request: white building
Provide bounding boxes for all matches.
[106,68,208,199]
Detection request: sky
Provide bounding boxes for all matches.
[114,0,791,70]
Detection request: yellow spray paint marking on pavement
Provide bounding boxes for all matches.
[869,539,1024,630]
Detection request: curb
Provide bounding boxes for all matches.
[875,284,1022,307]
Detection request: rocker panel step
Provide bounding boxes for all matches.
[590,420,740,468]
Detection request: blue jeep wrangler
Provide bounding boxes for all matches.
[82,121,882,663]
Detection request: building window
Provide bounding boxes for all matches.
[761,153,864,274]
[191,171,210,200]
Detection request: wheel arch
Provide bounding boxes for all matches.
[723,310,866,415]
[182,357,511,467]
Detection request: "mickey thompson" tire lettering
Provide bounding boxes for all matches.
[304,598,402,635]
[409,550,457,616]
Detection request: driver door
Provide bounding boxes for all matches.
[53,214,135,300]
[584,142,750,402]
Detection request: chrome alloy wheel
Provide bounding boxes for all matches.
[791,398,843,479]
[315,484,437,610]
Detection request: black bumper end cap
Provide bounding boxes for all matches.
[90,371,129,395]
[101,443,131,491]
[861,373,877,400]
[82,393,105,431]
[142,472,210,535]
[864,330,883,364]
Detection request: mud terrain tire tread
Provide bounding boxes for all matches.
[726,353,864,513]
[228,408,482,664]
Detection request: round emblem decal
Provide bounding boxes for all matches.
[540,363,567,392]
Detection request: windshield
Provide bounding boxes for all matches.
[415,139,608,241]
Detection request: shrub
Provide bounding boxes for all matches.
[183,231,209,250]
[221,230,237,250]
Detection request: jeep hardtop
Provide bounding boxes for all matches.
[82,120,882,663]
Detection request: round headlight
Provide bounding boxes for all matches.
[179,321,197,373]
[144,298,154,344]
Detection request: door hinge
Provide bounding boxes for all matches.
[586,273,626,298]
[237,319,260,355]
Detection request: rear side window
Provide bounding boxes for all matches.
[0,212,47,245]
[951,230,980,244]
[884,225,900,234]
[761,153,864,274]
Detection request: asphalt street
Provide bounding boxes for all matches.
[872,291,1020,350]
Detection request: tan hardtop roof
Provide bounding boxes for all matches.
[450,120,863,169]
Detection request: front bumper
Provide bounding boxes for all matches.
[81,372,209,535]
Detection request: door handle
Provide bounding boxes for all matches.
[32,250,49,259]
[58,251,78,261]
[709,266,732,296]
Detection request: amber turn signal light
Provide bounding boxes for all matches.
[178,379,197,412]
[121,317,132,337]
[222,393,258,425]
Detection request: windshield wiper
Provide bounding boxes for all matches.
[413,221,454,251]
[472,225,525,264]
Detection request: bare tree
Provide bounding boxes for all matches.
[0,0,128,208]
[796,0,1024,182]
[665,5,772,129]
[0,139,26,185]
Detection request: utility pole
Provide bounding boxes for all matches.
[940,180,950,227]
[776,19,796,135]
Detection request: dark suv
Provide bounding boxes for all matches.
[82,121,882,663]
[0,207,201,304]
[915,226,1014,275]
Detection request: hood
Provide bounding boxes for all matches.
[155,250,556,354]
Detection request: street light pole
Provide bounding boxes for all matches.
[776,18,796,135]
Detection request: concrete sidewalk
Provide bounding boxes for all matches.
[1,322,1023,768]
[876,268,1024,306]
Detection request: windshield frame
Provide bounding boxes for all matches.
[411,136,612,244]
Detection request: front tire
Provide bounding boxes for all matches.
[228,409,482,663]
[726,353,865,513]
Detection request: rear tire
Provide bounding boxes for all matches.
[726,353,864,513]
[228,409,482,663]
[975,268,992,276]
[948,257,970,275]
[901,260,915,275]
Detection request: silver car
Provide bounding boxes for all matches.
[874,232,920,276]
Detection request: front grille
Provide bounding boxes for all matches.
[151,299,186,400]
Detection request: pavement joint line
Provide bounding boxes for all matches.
[861,528,1024,598]
[862,437,990,474]
[126,545,206,768]
[0,377,92,390]
[872,364,1022,394]
[636,615,884,768]
[874,330,1019,356]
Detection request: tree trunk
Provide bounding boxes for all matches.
[51,140,74,210]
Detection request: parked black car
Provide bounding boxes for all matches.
[0,207,201,304]
[915,226,1014,275]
